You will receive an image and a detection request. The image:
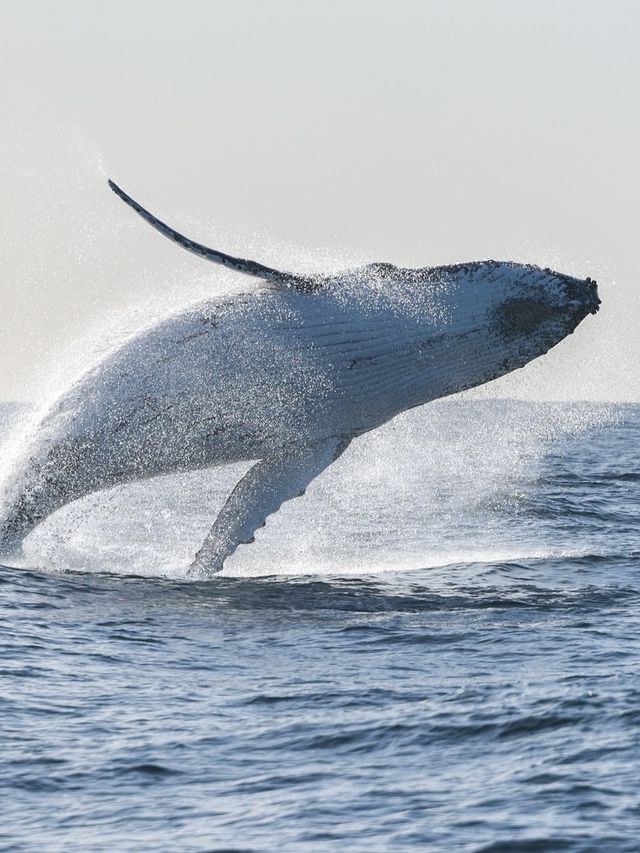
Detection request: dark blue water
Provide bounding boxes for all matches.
[2,401,639,851]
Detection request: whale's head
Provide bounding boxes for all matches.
[489,264,599,347]
[406,260,601,397]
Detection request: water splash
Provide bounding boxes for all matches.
[14,399,620,579]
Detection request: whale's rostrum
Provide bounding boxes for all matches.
[0,183,601,575]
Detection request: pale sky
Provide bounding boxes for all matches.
[1,0,638,401]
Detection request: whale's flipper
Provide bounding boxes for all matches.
[108,180,317,290]
[188,436,349,577]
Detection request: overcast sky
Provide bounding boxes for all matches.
[1,0,638,401]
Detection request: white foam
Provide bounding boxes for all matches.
[16,399,619,579]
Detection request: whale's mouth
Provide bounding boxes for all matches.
[559,274,601,316]
[585,277,601,315]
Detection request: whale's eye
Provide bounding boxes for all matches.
[494,298,556,338]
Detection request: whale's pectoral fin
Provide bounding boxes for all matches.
[108,180,319,291]
[188,436,350,577]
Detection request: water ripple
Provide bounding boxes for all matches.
[1,402,640,850]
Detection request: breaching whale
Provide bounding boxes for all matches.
[0,181,600,575]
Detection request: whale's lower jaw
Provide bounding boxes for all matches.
[374,325,571,422]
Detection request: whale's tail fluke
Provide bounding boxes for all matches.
[108,180,318,291]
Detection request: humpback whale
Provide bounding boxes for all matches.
[0,182,600,575]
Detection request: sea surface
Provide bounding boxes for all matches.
[1,399,639,851]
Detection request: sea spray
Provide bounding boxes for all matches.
[20,399,619,578]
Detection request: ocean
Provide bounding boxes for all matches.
[2,399,639,851]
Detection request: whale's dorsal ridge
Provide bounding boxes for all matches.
[108,179,318,292]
